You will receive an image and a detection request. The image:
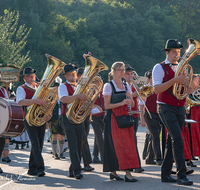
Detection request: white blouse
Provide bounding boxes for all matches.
[103,80,132,96]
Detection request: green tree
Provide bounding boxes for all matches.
[0,10,31,68]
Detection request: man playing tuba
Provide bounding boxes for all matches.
[152,39,194,185]
[58,64,87,179]
[16,67,51,177]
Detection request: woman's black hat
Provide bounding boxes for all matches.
[62,64,77,75]
[161,39,183,50]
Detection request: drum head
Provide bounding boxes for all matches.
[0,98,9,135]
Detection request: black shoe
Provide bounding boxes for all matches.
[156,160,162,165]
[59,153,65,159]
[161,175,177,182]
[177,177,193,185]
[53,154,60,160]
[145,160,156,165]
[187,161,197,167]
[110,173,124,180]
[84,165,94,171]
[37,171,45,177]
[192,156,198,161]
[125,175,138,182]
[75,173,83,179]
[26,143,29,148]
[93,157,101,163]
[170,170,176,175]
[69,173,74,178]
[186,170,194,175]
[15,144,19,149]
[0,168,3,173]
[2,157,7,162]
[5,157,11,163]
[27,170,37,176]
[135,167,145,173]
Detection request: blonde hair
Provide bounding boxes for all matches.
[108,62,125,81]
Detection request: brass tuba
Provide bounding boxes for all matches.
[66,54,108,124]
[173,39,200,100]
[26,54,66,126]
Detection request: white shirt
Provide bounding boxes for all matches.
[0,87,9,98]
[152,59,178,104]
[103,80,132,96]
[152,59,178,86]
[16,82,37,104]
[58,80,76,100]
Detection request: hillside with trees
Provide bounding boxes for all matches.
[0,0,200,89]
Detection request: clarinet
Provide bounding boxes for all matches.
[122,78,134,123]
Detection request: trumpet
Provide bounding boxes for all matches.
[129,78,152,119]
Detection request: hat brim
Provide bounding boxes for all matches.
[21,69,37,76]
[161,46,183,51]
[62,68,77,75]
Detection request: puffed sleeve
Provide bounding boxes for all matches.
[102,83,112,96]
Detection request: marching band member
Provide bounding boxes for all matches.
[49,81,65,160]
[58,64,87,179]
[1,87,11,163]
[142,70,162,165]
[123,65,145,173]
[0,85,8,173]
[16,67,50,177]
[91,78,105,164]
[103,61,139,182]
[186,74,200,166]
[152,39,193,185]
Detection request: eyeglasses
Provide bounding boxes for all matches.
[115,69,125,73]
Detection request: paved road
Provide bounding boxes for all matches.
[0,125,200,190]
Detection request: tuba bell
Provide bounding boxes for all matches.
[66,54,108,124]
[173,38,200,100]
[26,54,66,127]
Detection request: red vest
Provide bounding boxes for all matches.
[0,87,6,98]
[131,86,139,118]
[61,83,75,115]
[21,84,35,116]
[22,84,35,99]
[145,93,157,113]
[157,63,186,107]
[93,91,105,117]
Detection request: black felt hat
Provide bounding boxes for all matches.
[77,68,84,76]
[22,67,36,76]
[125,65,134,72]
[62,64,77,75]
[161,39,183,50]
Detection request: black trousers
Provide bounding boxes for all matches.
[82,116,92,166]
[158,104,186,179]
[61,115,84,175]
[0,137,5,158]
[144,111,162,161]
[92,115,104,159]
[142,129,152,160]
[24,119,46,173]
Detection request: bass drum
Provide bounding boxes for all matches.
[0,98,25,137]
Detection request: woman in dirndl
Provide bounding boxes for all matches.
[103,61,139,182]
